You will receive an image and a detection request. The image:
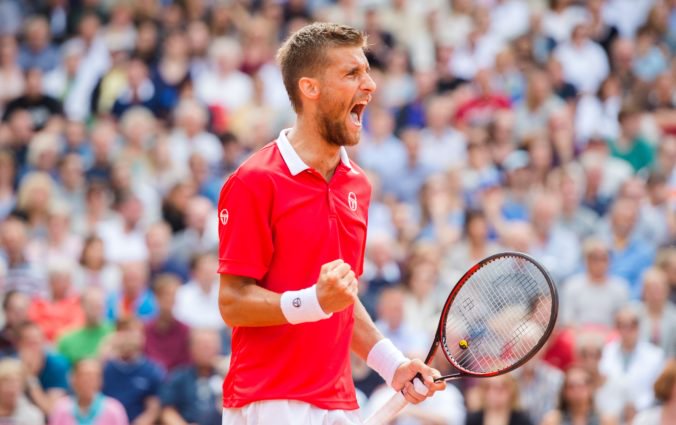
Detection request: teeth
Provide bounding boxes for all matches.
[350,112,361,126]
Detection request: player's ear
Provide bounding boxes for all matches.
[298,77,320,101]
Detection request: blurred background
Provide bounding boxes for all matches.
[0,0,675,424]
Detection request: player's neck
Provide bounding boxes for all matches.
[288,120,341,181]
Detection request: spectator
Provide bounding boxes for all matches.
[466,374,533,425]
[529,192,580,283]
[17,16,59,72]
[514,69,565,139]
[374,286,426,359]
[513,326,565,425]
[169,196,218,266]
[656,247,676,304]
[636,268,676,356]
[73,235,122,295]
[2,68,63,130]
[0,358,44,425]
[607,104,655,173]
[552,165,599,240]
[553,23,610,94]
[167,99,223,172]
[174,253,223,330]
[561,238,630,330]
[57,287,114,366]
[0,36,25,112]
[195,37,253,113]
[143,274,190,373]
[160,329,223,425]
[102,317,163,424]
[15,321,69,415]
[111,57,160,119]
[418,96,467,172]
[0,290,29,356]
[444,209,502,277]
[599,197,655,297]
[106,261,157,322]
[145,221,189,284]
[599,306,665,418]
[27,260,85,342]
[0,217,46,298]
[541,366,615,425]
[574,332,617,416]
[97,192,149,264]
[632,359,676,425]
[49,358,128,425]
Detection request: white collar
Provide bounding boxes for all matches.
[275,128,355,176]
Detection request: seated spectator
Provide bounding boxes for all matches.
[561,238,630,330]
[28,261,85,342]
[513,326,564,425]
[73,235,121,295]
[541,366,615,425]
[160,329,223,425]
[143,274,190,372]
[111,56,160,119]
[145,221,189,284]
[514,70,565,139]
[361,232,402,310]
[553,23,609,94]
[552,165,599,241]
[607,104,655,173]
[466,374,533,425]
[599,306,665,419]
[2,69,63,130]
[455,69,511,129]
[444,209,502,277]
[0,358,44,425]
[25,203,83,269]
[15,322,69,415]
[598,197,655,297]
[58,287,114,366]
[97,192,149,264]
[374,286,426,359]
[174,253,223,330]
[106,261,157,322]
[168,100,224,173]
[102,317,163,424]
[632,359,676,425]
[575,332,617,416]
[529,192,580,284]
[169,196,219,266]
[0,290,30,356]
[16,16,59,72]
[402,260,443,336]
[0,217,47,298]
[656,247,676,304]
[636,268,676,356]
[49,358,128,425]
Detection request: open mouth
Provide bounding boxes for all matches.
[349,102,366,127]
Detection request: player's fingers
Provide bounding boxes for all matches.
[340,270,356,285]
[402,381,427,404]
[333,262,352,278]
[322,259,344,274]
[423,369,446,393]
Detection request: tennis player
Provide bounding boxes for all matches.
[217,23,445,424]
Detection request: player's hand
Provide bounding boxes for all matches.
[391,359,446,404]
[316,259,358,314]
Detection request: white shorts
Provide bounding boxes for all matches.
[222,400,363,425]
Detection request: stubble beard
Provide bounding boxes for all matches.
[316,99,360,147]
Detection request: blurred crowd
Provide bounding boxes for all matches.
[0,0,675,424]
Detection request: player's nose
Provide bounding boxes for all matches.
[361,72,376,94]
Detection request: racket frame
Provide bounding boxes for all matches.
[423,251,559,381]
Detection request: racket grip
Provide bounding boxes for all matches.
[364,377,427,425]
[364,391,408,425]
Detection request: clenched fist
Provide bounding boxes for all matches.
[316,259,358,314]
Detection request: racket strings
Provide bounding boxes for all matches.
[443,256,553,374]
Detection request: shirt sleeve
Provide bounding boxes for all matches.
[217,174,274,280]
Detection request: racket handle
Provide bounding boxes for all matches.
[364,378,427,425]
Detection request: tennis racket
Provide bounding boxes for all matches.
[364,251,558,425]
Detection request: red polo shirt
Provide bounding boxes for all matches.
[218,129,371,410]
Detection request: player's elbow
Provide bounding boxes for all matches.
[218,284,242,328]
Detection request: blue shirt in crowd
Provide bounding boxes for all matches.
[102,356,164,422]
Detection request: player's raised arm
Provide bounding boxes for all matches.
[218,259,358,327]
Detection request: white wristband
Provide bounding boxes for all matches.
[367,338,408,388]
[280,284,332,324]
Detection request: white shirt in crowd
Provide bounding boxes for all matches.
[560,273,630,328]
[174,280,224,330]
[195,69,253,112]
[598,340,665,415]
[418,127,467,172]
[554,39,610,94]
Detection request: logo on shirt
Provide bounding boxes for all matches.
[219,209,229,225]
[292,297,301,308]
[348,192,357,211]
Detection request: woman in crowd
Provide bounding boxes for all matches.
[466,374,533,425]
[632,359,676,425]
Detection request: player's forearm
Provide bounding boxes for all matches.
[219,276,288,327]
[350,299,384,360]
